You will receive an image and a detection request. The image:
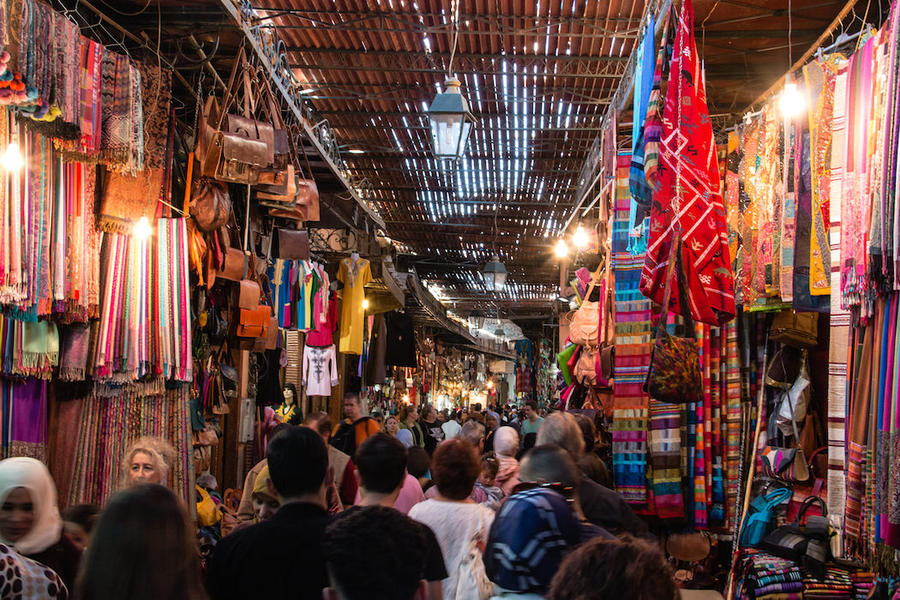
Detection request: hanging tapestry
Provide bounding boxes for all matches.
[640,0,735,327]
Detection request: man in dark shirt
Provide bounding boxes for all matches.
[536,412,652,540]
[206,427,331,600]
[324,506,430,600]
[349,433,447,600]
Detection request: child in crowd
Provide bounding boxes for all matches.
[474,452,503,510]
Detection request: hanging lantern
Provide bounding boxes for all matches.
[482,255,507,291]
[468,309,485,330]
[494,325,505,339]
[427,77,476,161]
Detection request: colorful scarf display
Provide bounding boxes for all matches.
[0,115,100,321]
[611,153,651,507]
[93,223,192,384]
[65,384,191,506]
[640,0,735,327]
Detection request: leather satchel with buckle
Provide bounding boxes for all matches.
[198,47,274,185]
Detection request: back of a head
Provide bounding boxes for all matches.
[458,420,485,447]
[431,439,480,500]
[485,488,582,595]
[536,412,585,459]
[406,447,431,479]
[267,426,328,499]
[325,505,426,600]
[355,434,407,494]
[519,445,581,489]
[573,413,597,453]
[547,537,677,600]
[304,411,332,437]
[76,484,204,600]
[493,426,519,457]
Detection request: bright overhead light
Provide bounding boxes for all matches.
[1,142,23,172]
[573,224,589,249]
[347,149,365,155]
[362,298,370,310]
[779,75,806,118]
[554,239,569,258]
[133,216,152,240]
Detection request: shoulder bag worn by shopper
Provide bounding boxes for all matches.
[643,230,702,404]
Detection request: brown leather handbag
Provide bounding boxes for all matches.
[237,280,260,310]
[275,228,310,260]
[770,310,819,348]
[236,305,271,338]
[200,48,273,185]
[190,177,231,232]
[217,248,248,282]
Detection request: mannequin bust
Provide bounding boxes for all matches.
[350,251,360,261]
[275,383,302,425]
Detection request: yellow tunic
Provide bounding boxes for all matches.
[337,257,371,355]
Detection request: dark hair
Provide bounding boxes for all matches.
[525,400,538,411]
[75,484,205,600]
[522,432,538,451]
[343,391,361,404]
[481,452,499,478]
[304,411,332,436]
[406,447,431,479]
[547,537,678,600]
[355,434,407,494]
[398,404,417,422]
[431,439,479,500]
[266,426,328,498]
[62,504,99,533]
[325,506,427,600]
[519,445,580,488]
[573,413,597,452]
[473,403,482,412]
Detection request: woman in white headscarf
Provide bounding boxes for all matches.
[0,457,82,590]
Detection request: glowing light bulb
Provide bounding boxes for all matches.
[554,239,569,258]
[362,298,370,310]
[1,142,23,172]
[133,216,152,240]
[573,224,589,248]
[779,76,806,118]
[486,380,494,389]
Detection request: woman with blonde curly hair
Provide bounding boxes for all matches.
[121,436,176,488]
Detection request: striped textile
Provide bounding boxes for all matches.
[647,398,683,519]
[827,63,850,556]
[612,152,651,507]
[724,319,742,529]
[67,384,191,506]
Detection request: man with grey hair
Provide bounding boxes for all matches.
[458,419,485,454]
[537,412,650,539]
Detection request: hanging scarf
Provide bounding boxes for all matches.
[841,38,875,309]
[611,154,650,507]
[806,58,838,296]
[640,0,735,327]
[724,131,743,306]
[740,118,762,306]
[627,12,656,255]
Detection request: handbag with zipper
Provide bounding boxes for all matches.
[770,309,819,348]
[643,230,703,404]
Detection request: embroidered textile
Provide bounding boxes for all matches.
[640,0,735,327]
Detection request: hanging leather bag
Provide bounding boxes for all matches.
[770,310,818,348]
[201,47,272,185]
[237,280,260,310]
[274,227,310,260]
[190,177,231,232]
[573,345,599,386]
[569,282,600,346]
[217,248,248,282]
[643,231,702,404]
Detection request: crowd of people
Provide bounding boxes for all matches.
[0,393,679,600]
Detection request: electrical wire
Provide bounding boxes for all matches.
[95,0,152,17]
